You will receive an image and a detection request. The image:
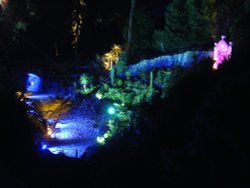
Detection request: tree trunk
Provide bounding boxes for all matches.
[148,71,154,99]
[110,64,115,86]
[127,0,136,53]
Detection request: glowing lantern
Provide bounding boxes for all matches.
[213,36,233,70]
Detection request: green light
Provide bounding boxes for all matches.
[104,133,109,138]
[95,92,103,100]
[108,107,115,115]
[97,136,105,144]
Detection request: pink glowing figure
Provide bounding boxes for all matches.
[213,35,233,70]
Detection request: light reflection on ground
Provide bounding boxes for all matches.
[27,94,102,158]
[46,117,99,158]
[27,94,55,100]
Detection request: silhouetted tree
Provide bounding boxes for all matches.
[124,9,154,63]
[153,0,217,53]
[126,0,136,54]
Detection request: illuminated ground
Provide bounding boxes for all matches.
[46,114,100,158]
[27,94,104,158]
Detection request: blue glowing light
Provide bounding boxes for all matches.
[108,107,115,115]
[26,73,41,93]
[42,144,47,150]
[27,94,55,100]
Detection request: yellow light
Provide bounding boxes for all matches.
[24,92,32,98]
[80,0,86,6]
[47,127,52,136]
[102,52,116,70]
[111,44,122,62]
[16,91,22,98]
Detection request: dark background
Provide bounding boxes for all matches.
[1,0,250,187]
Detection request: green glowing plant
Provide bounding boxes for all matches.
[79,74,96,95]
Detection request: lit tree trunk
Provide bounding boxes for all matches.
[110,65,115,86]
[148,71,153,100]
[126,0,136,54]
[72,0,86,63]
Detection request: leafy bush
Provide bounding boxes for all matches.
[97,79,153,107]
[78,73,97,95]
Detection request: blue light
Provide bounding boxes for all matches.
[42,144,47,150]
[26,73,41,93]
[108,107,115,115]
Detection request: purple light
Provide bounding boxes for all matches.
[213,36,233,70]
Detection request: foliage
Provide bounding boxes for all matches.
[80,73,92,85]
[97,103,131,144]
[101,44,123,86]
[97,79,154,107]
[116,79,123,87]
[115,52,127,77]
[154,65,190,98]
[153,0,217,53]
[78,73,96,95]
[0,0,31,56]
[28,97,71,135]
[224,0,250,50]
[32,98,71,122]
[72,0,86,49]
[102,44,122,70]
[123,9,154,63]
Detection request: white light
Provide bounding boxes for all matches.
[95,92,103,100]
[104,133,109,138]
[97,136,105,144]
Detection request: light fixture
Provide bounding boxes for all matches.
[108,107,115,115]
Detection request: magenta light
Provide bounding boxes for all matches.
[213,36,232,70]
